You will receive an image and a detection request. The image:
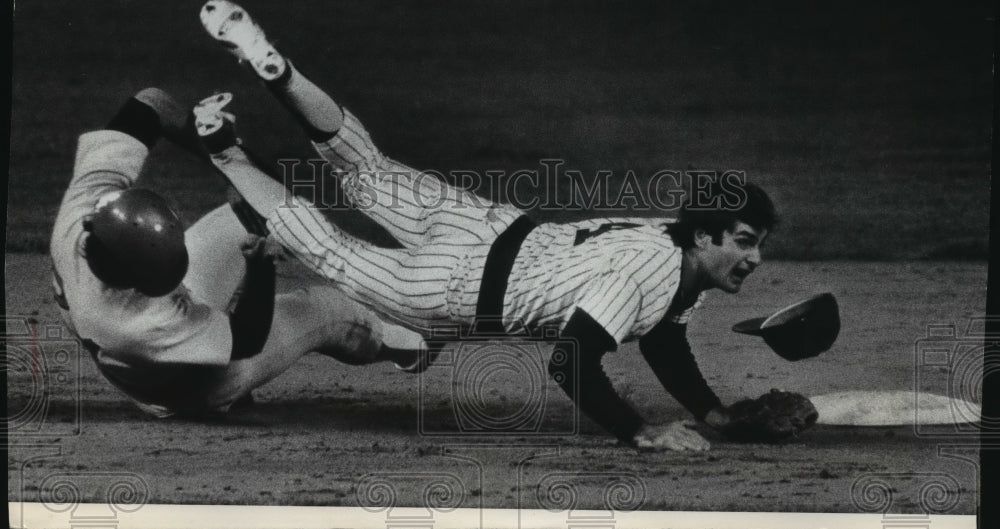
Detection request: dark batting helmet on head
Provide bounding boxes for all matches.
[82,188,188,297]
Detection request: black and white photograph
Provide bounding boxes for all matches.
[6,1,994,527]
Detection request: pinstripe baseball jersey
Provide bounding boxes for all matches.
[254,108,704,342]
[312,109,522,248]
[256,108,522,333]
[505,219,706,344]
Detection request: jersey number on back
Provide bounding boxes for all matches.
[573,222,640,246]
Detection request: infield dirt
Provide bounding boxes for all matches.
[7,255,985,513]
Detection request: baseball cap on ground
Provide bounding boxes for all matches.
[732,293,840,361]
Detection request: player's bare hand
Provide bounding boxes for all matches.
[633,421,711,452]
[240,234,285,262]
[133,88,191,144]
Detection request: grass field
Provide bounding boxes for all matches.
[8,0,993,259]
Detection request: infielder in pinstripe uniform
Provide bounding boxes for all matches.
[198,1,777,451]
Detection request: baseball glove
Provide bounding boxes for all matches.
[723,389,819,443]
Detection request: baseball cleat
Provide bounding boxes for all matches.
[193,92,241,153]
[200,0,286,81]
[193,92,235,136]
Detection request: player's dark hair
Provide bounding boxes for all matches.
[666,180,778,249]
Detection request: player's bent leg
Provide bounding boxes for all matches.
[274,285,387,365]
[199,1,415,240]
[183,203,247,310]
[196,105,459,331]
[201,2,348,144]
[210,145,288,218]
[192,274,438,413]
[312,110,522,247]
[199,281,435,410]
[199,2,520,247]
[198,285,382,410]
[200,2,345,144]
[286,285,428,366]
[286,286,439,373]
[267,197,459,330]
[311,123,437,248]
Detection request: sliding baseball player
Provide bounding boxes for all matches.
[51,87,430,418]
[197,1,786,450]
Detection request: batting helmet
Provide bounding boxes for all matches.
[732,293,840,361]
[83,188,188,297]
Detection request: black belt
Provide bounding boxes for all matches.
[474,215,537,335]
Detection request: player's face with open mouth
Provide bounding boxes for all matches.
[700,221,767,293]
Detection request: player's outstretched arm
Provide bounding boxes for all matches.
[638,319,729,429]
[53,89,173,263]
[130,88,209,157]
[132,88,184,132]
[549,309,710,451]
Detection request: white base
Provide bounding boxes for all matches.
[810,390,981,426]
